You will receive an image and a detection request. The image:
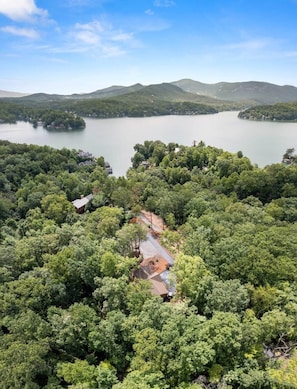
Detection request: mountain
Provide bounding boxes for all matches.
[4,79,297,106]
[17,84,144,103]
[110,82,223,105]
[172,79,297,104]
[0,90,29,98]
[69,83,144,99]
[16,82,229,107]
[17,92,66,102]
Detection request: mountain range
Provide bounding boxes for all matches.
[0,90,29,98]
[2,79,297,106]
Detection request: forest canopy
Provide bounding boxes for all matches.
[238,101,297,121]
[1,139,297,388]
[0,98,217,126]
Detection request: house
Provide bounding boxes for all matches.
[105,162,113,175]
[134,255,173,298]
[72,194,93,213]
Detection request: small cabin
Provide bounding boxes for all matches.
[72,194,93,214]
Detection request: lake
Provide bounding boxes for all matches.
[0,111,296,176]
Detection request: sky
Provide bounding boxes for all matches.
[1,0,297,94]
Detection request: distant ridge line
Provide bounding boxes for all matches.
[2,79,297,105]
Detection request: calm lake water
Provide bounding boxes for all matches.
[0,111,297,176]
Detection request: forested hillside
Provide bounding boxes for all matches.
[0,102,85,129]
[172,79,297,105]
[0,97,217,124]
[1,140,297,388]
[4,79,297,124]
[239,101,297,122]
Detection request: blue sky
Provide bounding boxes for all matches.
[1,0,297,94]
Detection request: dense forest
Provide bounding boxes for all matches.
[58,99,218,118]
[0,98,218,124]
[1,139,297,388]
[0,102,85,129]
[238,101,297,122]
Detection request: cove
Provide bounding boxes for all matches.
[0,111,296,176]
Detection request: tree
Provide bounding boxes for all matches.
[41,193,74,225]
[89,206,123,238]
[48,303,98,359]
[93,275,129,314]
[95,360,119,388]
[0,340,49,389]
[113,370,167,389]
[0,268,66,317]
[204,279,249,316]
[111,186,133,210]
[0,195,14,221]
[57,359,119,388]
[89,310,132,372]
[1,309,51,343]
[159,229,182,254]
[99,251,121,277]
[282,147,296,163]
[260,309,295,344]
[268,350,297,388]
[57,359,96,387]
[128,301,214,387]
[173,253,213,309]
[116,223,147,257]
[200,311,243,369]
[126,280,153,315]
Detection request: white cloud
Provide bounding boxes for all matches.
[71,20,134,57]
[226,38,274,51]
[111,32,133,42]
[76,21,105,32]
[1,25,39,39]
[0,0,47,21]
[145,9,154,15]
[154,0,175,7]
[74,21,105,45]
[75,29,100,45]
[101,44,126,57]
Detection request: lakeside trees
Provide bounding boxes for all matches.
[238,101,297,122]
[0,102,85,129]
[1,139,297,387]
[0,98,217,126]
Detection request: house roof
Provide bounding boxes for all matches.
[140,255,170,276]
[134,255,171,297]
[72,194,93,209]
[150,275,169,296]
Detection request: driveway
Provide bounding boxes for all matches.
[140,233,174,266]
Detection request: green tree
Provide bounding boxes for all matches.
[89,206,123,238]
[204,279,249,316]
[89,310,132,372]
[0,340,49,389]
[116,223,147,257]
[200,311,243,369]
[57,359,96,387]
[93,275,129,313]
[41,193,74,225]
[268,350,297,388]
[0,268,66,317]
[173,253,213,309]
[48,303,98,359]
[113,370,167,389]
[129,302,214,387]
